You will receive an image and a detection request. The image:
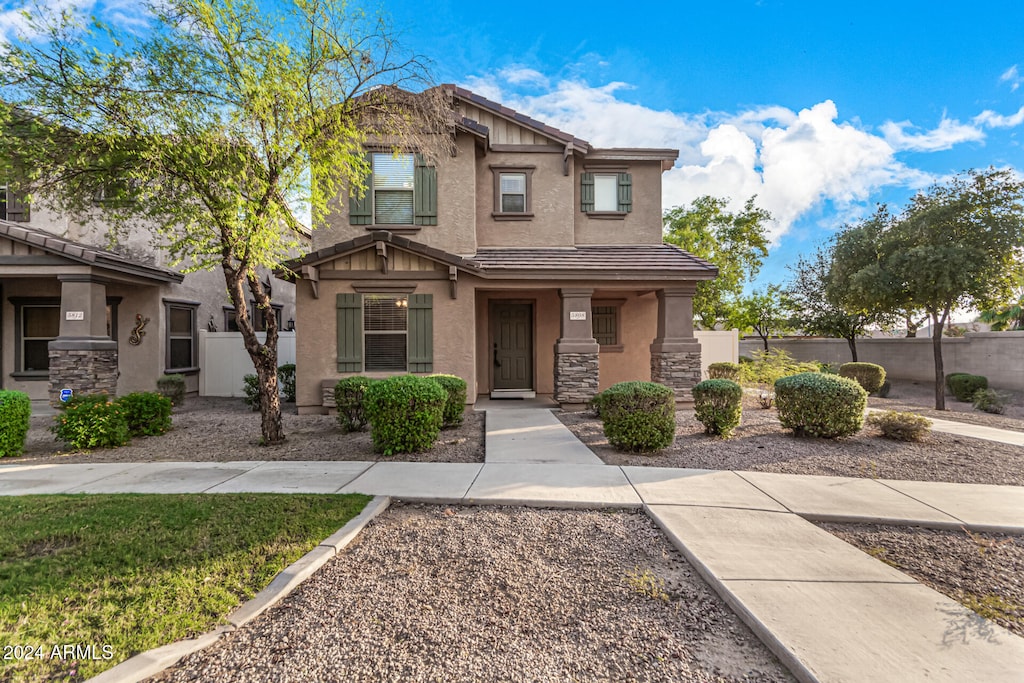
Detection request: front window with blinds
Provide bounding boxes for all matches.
[500,173,526,212]
[21,304,59,372]
[373,153,415,224]
[364,294,408,371]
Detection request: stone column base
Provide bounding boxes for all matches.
[48,340,118,405]
[554,350,599,409]
[651,349,702,403]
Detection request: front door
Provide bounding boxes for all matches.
[491,303,533,390]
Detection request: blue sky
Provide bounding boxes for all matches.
[4,0,1024,290]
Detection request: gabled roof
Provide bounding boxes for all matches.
[280,231,717,282]
[0,219,184,284]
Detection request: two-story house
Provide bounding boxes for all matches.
[0,187,298,404]
[283,85,717,413]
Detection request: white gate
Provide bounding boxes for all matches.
[198,330,297,397]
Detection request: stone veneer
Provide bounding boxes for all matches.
[48,348,119,404]
[651,350,702,401]
[554,351,600,406]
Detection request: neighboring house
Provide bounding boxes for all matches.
[0,186,298,404]
[282,85,717,413]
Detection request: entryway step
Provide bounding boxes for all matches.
[489,389,537,399]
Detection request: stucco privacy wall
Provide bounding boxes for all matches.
[294,277,477,413]
[695,330,740,378]
[739,333,1024,391]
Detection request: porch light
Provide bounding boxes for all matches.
[395,298,408,308]
[286,318,295,331]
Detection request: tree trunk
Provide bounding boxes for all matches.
[225,265,285,445]
[846,336,858,362]
[761,334,769,351]
[931,308,948,411]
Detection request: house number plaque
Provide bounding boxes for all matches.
[65,311,85,321]
[569,311,587,321]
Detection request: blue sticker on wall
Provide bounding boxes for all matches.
[59,389,73,403]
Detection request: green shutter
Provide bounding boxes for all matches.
[407,293,433,373]
[617,173,632,213]
[349,155,373,225]
[413,153,437,226]
[580,172,595,212]
[336,293,363,372]
[5,187,30,222]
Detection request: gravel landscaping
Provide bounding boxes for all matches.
[150,505,795,683]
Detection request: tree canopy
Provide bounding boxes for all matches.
[0,0,452,443]
[663,196,771,329]
[729,284,792,351]
[831,168,1024,409]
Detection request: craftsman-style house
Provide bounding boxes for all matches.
[284,85,716,412]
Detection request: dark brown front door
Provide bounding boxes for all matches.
[491,303,533,390]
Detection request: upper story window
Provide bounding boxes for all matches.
[490,165,535,221]
[350,152,437,229]
[581,171,632,218]
[0,185,30,222]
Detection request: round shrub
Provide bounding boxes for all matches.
[156,374,186,407]
[52,394,130,450]
[774,372,867,438]
[277,364,296,403]
[363,375,446,455]
[945,372,970,391]
[707,362,741,381]
[116,392,173,437]
[599,381,676,453]
[867,410,932,442]
[590,390,609,419]
[334,376,375,433]
[692,379,743,437]
[838,362,886,394]
[428,374,468,428]
[876,379,892,398]
[948,374,988,402]
[0,390,31,458]
[242,374,261,411]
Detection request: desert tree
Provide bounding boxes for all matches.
[0,0,453,443]
[728,284,793,351]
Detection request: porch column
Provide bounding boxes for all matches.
[48,275,118,404]
[554,288,599,409]
[650,285,702,403]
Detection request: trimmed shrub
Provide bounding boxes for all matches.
[707,362,742,381]
[599,381,676,453]
[948,374,988,402]
[775,372,867,438]
[364,375,446,455]
[839,362,886,394]
[945,372,970,391]
[867,411,932,442]
[334,376,375,433]
[277,364,296,403]
[242,374,261,411]
[117,392,173,437]
[156,374,186,407]
[0,390,31,458]
[590,390,609,419]
[692,379,743,437]
[52,394,131,450]
[427,374,468,428]
[972,388,1007,415]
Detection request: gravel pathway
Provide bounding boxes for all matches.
[149,505,794,683]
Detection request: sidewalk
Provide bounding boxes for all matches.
[3,403,1024,682]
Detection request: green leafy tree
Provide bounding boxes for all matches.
[978,288,1024,330]
[833,169,1024,409]
[785,240,887,361]
[0,0,451,444]
[729,284,793,350]
[663,196,771,328]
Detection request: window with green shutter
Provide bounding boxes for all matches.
[581,171,632,214]
[335,292,433,372]
[349,153,437,227]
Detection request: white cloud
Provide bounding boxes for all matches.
[100,0,154,32]
[974,106,1024,129]
[0,0,95,44]
[880,116,985,152]
[1001,65,1021,91]
[498,65,548,88]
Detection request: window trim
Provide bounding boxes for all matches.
[164,299,199,374]
[592,299,625,353]
[581,166,631,220]
[371,152,416,226]
[362,293,409,372]
[490,165,535,220]
[9,296,121,378]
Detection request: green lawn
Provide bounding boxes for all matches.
[0,493,371,682]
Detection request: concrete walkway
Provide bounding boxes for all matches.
[4,405,1024,682]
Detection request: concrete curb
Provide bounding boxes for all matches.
[86,495,391,683]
